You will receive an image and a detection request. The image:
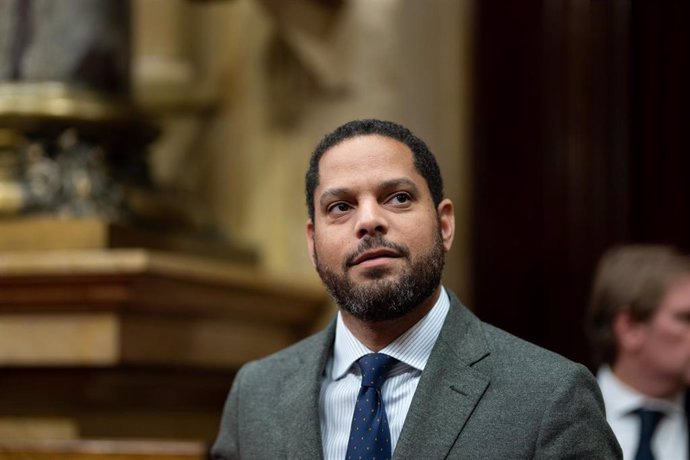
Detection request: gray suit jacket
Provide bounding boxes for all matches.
[211,290,621,459]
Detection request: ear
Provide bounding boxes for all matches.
[613,309,649,354]
[437,198,455,253]
[306,218,316,267]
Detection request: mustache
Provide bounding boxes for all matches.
[344,236,410,268]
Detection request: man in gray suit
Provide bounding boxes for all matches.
[212,119,621,459]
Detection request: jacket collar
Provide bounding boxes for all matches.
[393,290,491,459]
[278,289,491,460]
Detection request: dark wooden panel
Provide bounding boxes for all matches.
[471,0,689,366]
[0,366,233,441]
[630,0,690,248]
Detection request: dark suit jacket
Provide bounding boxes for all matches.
[212,290,622,459]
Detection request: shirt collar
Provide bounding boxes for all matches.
[597,365,685,418]
[331,286,450,380]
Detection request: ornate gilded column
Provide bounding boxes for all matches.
[0,0,141,213]
[0,0,253,262]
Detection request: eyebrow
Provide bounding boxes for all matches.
[319,187,352,207]
[380,178,420,194]
[318,178,421,207]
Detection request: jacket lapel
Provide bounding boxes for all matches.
[279,323,335,460]
[393,291,491,459]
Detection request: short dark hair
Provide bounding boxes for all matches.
[586,245,690,368]
[305,119,444,222]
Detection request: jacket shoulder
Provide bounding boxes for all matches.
[239,324,333,382]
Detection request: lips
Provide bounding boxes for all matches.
[349,248,402,266]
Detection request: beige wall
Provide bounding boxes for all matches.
[134,0,474,300]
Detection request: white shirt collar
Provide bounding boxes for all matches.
[597,365,685,418]
[330,286,450,380]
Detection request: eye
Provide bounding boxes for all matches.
[327,202,352,215]
[674,311,690,324]
[387,192,412,205]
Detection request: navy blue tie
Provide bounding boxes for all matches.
[345,353,398,460]
[633,407,664,460]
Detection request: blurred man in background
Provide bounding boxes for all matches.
[588,245,690,460]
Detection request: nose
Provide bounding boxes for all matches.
[355,199,388,238]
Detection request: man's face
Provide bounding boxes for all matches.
[635,275,690,390]
[306,134,454,322]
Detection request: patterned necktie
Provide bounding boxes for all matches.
[345,353,398,460]
[633,407,665,460]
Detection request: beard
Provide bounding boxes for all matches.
[313,230,445,322]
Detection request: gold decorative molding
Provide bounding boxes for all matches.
[0,248,329,368]
[0,82,132,123]
[0,217,257,263]
[0,439,207,460]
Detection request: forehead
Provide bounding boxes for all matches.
[317,134,419,186]
[659,275,690,312]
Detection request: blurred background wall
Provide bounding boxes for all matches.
[472,0,689,365]
[135,0,473,296]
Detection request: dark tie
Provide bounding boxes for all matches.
[633,407,665,460]
[345,353,398,460]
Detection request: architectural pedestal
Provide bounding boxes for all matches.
[0,244,329,442]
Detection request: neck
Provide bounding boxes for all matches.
[340,286,441,352]
[612,358,684,400]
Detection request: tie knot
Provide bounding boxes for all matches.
[634,407,665,433]
[633,407,665,460]
[357,353,397,389]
